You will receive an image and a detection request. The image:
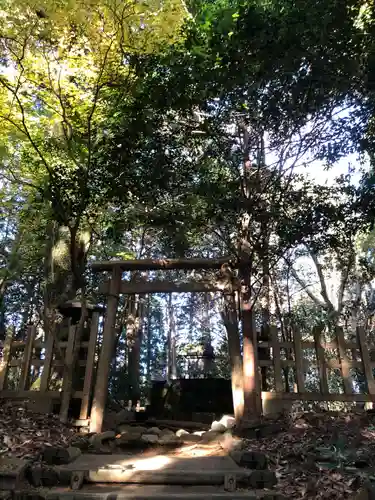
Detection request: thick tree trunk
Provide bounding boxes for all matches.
[241,265,261,421]
[221,292,244,423]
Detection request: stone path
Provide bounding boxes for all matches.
[1,416,287,498]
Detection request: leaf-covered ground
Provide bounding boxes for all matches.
[0,401,78,460]
[1,401,374,498]
[243,411,375,499]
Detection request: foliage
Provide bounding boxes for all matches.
[1,0,375,407]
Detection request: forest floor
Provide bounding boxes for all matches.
[243,410,375,499]
[1,401,375,498]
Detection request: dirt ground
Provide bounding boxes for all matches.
[1,401,375,498]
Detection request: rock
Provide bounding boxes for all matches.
[211,421,227,433]
[230,450,267,470]
[89,431,116,453]
[158,434,181,446]
[147,427,162,436]
[115,432,143,448]
[131,426,148,434]
[182,434,201,444]
[115,409,135,424]
[117,424,132,434]
[193,431,205,436]
[219,415,236,429]
[219,431,243,452]
[55,446,81,465]
[89,430,116,443]
[159,428,175,437]
[176,429,189,437]
[141,434,159,444]
[42,446,81,465]
[200,431,221,443]
[41,447,59,465]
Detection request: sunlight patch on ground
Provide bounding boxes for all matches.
[107,454,173,471]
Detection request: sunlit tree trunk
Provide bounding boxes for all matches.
[237,124,261,421]
[240,264,261,420]
[221,292,244,423]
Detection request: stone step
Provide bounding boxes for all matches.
[51,454,276,489]
[85,468,276,488]
[0,458,30,490]
[19,484,286,500]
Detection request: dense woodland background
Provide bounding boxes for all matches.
[1,0,375,407]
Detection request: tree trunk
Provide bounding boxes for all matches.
[127,293,144,405]
[259,220,270,391]
[0,282,7,341]
[240,265,261,421]
[221,292,244,423]
[0,227,26,340]
[146,295,152,385]
[271,275,291,392]
[167,293,177,380]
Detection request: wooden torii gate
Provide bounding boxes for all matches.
[89,257,258,433]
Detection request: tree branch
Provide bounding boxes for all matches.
[287,259,328,308]
[309,249,336,312]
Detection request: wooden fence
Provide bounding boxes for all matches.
[1,320,375,421]
[0,312,100,421]
[258,325,375,404]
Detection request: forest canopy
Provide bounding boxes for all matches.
[1,0,375,411]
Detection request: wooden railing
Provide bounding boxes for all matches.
[259,325,375,403]
[0,312,100,420]
[2,321,374,420]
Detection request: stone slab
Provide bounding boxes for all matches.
[86,468,253,485]
[42,484,286,500]
[54,453,261,487]
[56,454,240,473]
